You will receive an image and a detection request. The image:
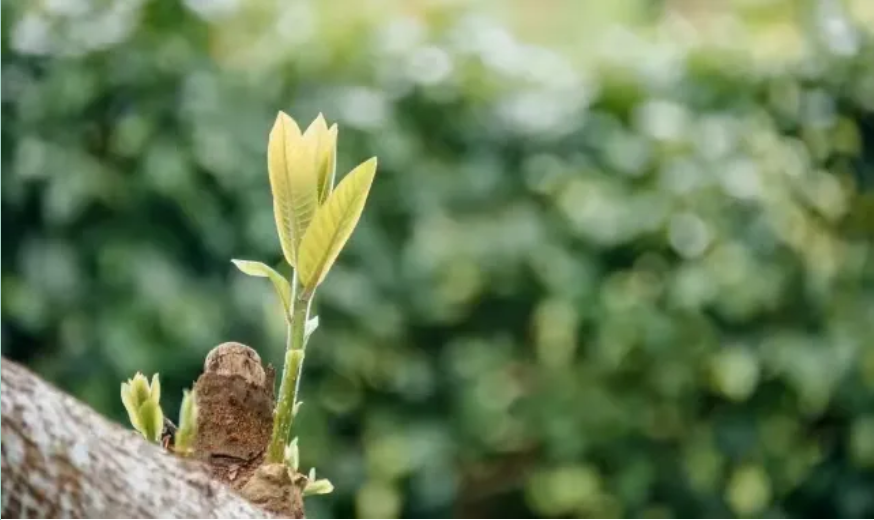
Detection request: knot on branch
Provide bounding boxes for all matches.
[195,343,275,488]
[203,342,268,388]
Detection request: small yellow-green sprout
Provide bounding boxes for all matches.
[174,388,198,456]
[303,467,334,497]
[121,372,164,443]
[233,110,378,472]
[284,437,300,473]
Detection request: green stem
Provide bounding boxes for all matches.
[266,286,309,463]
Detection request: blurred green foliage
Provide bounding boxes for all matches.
[3,0,874,518]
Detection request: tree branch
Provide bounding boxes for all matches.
[1,357,273,519]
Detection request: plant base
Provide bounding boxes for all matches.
[192,342,305,517]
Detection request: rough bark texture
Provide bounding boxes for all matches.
[241,464,305,518]
[191,343,303,518]
[195,343,275,489]
[0,357,274,519]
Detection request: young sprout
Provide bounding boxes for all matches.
[120,372,164,444]
[284,438,334,497]
[303,467,334,497]
[173,388,198,457]
[232,111,378,465]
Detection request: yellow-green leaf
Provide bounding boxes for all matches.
[268,112,319,266]
[231,259,293,317]
[317,124,338,204]
[297,157,378,292]
[304,478,335,496]
[121,382,141,431]
[284,437,300,472]
[299,114,338,205]
[302,114,337,206]
[268,112,301,266]
[149,373,161,403]
[137,399,164,443]
[175,389,198,456]
[130,372,151,404]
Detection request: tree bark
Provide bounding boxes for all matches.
[1,357,273,519]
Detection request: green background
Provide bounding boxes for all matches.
[3,0,874,517]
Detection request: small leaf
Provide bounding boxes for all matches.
[231,259,293,318]
[284,437,300,472]
[304,316,319,342]
[297,158,378,292]
[131,372,151,404]
[149,373,161,403]
[308,467,316,481]
[121,382,141,431]
[293,401,303,416]
[303,114,337,205]
[317,124,338,204]
[137,400,164,443]
[268,112,319,266]
[304,478,334,496]
[175,389,198,456]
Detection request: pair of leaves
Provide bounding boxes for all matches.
[268,113,336,268]
[121,373,163,443]
[266,111,377,294]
